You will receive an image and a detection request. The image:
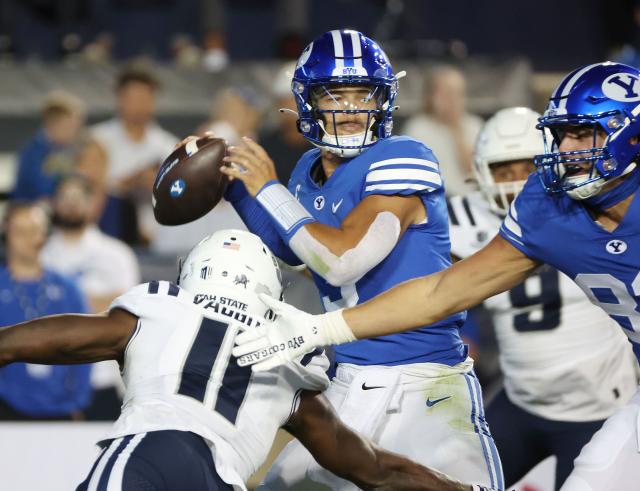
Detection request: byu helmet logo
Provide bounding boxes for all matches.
[602,73,640,102]
[314,196,325,210]
[606,239,627,254]
[296,42,313,68]
[170,179,185,198]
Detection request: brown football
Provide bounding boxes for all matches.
[152,136,228,226]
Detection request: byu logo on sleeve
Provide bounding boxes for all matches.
[606,239,628,254]
[314,196,326,210]
[170,179,186,198]
[602,73,640,101]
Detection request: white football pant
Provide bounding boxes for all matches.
[260,359,504,490]
[561,386,640,491]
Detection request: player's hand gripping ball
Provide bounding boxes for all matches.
[152,136,228,225]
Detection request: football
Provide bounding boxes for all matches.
[152,136,228,226]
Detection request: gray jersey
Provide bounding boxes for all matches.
[106,281,330,489]
[448,193,637,421]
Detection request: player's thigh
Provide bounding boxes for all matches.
[485,389,549,487]
[550,418,605,490]
[377,371,504,490]
[560,390,640,491]
[79,431,231,491]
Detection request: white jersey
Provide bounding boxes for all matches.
[448,192,638,421]
[106,281,330,490]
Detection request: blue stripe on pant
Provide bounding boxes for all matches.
[76,430,234,491]
[464,372,505,491]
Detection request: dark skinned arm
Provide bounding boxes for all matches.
[285,391,472,491]
[0,308,138,368]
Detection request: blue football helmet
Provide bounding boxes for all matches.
[292,29,399,157]
[535,61,640,199]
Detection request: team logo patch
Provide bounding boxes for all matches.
[234,274,249,288]
[602,73,640,102]
[606,239,627,254]
[170,179,186,198]
[314,196,325,210]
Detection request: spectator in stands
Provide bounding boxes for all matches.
[199,86,262,145]
[74,135,139,243]
[41,174,139,419]
[403,65,483,195]
[0,201,91,420]
[12,90,85,201]
[91,63,177,245]
[41,174,140,312]
[257,61,310,183]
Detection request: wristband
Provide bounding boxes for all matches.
[319,309,357,345]
[256,181,315,242]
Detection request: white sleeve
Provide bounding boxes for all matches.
[288,211,401,287]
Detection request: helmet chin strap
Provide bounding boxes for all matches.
[580,163,640,207]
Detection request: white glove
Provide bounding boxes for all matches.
[232,294,356,371]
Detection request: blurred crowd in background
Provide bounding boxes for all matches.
[1,0,640,422]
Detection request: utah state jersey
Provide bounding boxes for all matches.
[500,174,640,363]
[288,136,466,366]
[106,281,330,490]
[449,193,637,421]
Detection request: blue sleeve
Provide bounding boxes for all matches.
[12,140,53,200]
[225,180,302,265]
[362,139,443,198]
[498,176,541,261]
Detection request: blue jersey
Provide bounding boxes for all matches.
[0,267,91,416]
[289,136,467,366]
[500,174,640,362]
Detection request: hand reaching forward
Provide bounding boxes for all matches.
[232,295,356,371]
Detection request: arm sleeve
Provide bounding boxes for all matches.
[12,144,47,200]
[362,140,443,198]
[224,180,302,265]
[498,177,541,261]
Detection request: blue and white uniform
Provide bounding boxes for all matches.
[77,281,329,491]
[262,137,503,491]
[500,175,640,490]
[289,136,466,365]
[449,192,638,489]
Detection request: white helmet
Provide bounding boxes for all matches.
[178,229,283,318]
[473,107,544,215]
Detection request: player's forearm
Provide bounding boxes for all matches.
[0,313,126,367]
[365,447,471,491]
[226,182,302,264]
[343,238,535,339]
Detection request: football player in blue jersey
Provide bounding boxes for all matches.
[234,61,640,490]
[213,29,502,490]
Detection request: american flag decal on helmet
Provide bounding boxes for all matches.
[223,241,240,251]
